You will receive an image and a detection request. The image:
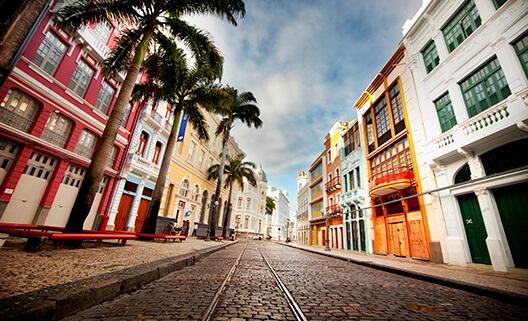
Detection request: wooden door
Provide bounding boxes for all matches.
[457,194,491,264]
[493,182,528,268]
[321,229,326,247]
[134,198,150,232]
[352,221,359,251]
[374,216,387,254]
[359,220,366,252]
[397,222,409,257]
[114,194,134,231]
[408,219,427,259]
[389,223,401,256]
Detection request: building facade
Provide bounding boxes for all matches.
[161,112,242,232]
[266,186,290,240]
[233,167,268,238]
[355,45,433,261]
[296,170,310,245]
[402,0,528,270]
[308,152,326,246]
[324,121,351,249]
[338,119,372,253]
[0,1,138,230]
[106,100,172,231]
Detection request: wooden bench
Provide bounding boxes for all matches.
[51,233,136,247]
[135,233,186,243]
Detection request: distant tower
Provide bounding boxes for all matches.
[297,170,308,192]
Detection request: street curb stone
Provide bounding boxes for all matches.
[280,242,528,306]
[0,240,238,321]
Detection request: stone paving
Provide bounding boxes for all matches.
[262,243,528,321]
[213,242,295,321]
[0,237,225,299]
[61,240,527,321]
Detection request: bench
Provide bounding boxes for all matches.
[0,223,64,232]
[0,228,53,238]
[51,233,136,247]
[135,233,186,243]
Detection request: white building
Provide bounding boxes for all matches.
[267,186,290,240]
[402,0,528,270]
[296,170,310,245]
[233,166,268,238]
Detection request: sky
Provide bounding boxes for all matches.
[187,0,423,214]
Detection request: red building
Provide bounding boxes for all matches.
[0,0,141,229]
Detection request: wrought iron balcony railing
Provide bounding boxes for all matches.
[325,176,341,192]
[0,108,34,132]
[325,203,342,215]
[41,128,68,148]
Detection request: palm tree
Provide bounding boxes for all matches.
[54,0,246,233]
[209,86,262,239]
[207,153,256,237]
[131,40,225,235]
[265,196,275,238]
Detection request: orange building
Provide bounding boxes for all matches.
[354,46,431,260]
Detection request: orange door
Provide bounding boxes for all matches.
[389,222,409,257]
[134,198,150,232]
[114,194,134,231]
[374,216,387,254]
[408,220,427,259]
[321,229,326,247]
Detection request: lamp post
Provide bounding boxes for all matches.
[325,210,331,251]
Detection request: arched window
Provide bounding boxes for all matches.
[193,185,200,202]
[137,131,149,157]
[75,130,97,158]
[179,179,189,198]
[0,88,40,132]
[152,141,162,164]
[199,190,208,223]
[42,111,73,148]
[454,163,471,184]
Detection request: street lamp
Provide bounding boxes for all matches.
[325,210,331,251]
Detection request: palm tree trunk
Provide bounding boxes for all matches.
[64,31,152,236]
[222,182,234,237]
[209,124,230,239]
[141,110,182,235]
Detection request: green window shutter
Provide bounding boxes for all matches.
[513,32,528,77]
[442,0,482,53]
[434,93,457,132]
[421,40,440,73]
[493,0,507,9]
[460,57,511,117]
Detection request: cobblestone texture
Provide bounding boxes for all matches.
[62,243,245,321]
[0,237,222,299]
[261,243,528,321]
[213,242,295,321]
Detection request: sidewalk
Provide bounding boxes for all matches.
[0,236,238,321]
[282,242,528,303]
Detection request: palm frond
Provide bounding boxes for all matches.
[166,0,246,26]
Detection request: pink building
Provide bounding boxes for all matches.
[0,0,141,229]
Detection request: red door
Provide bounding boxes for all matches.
[321,230,326,247]
[134,199,150,232]
[114,194,134,231]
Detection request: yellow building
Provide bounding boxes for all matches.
[160,111,243,233]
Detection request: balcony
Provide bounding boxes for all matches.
[77,26,110,60]
[427,95,528,164]
[0,108,34,132]
[41,128,68,148]
[145,109,172,132]
[326,204,342,216]
[325,176,341,192]
[127,152,160,174]
[368,166,414,197]
[338,188,365,205]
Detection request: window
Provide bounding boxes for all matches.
[179,179,190,198]
[193,185,200,202]
[349,171,355,190]
[0,89,40,132]
[422,41,440,73]
[152,141,162,164]
[208,157,213,170]
[75,130,97,158]
[108,146,118,168]
[68,60,94,97]
[137,131,149,157]
[246,197,251,210]
[369,137,412,181]
[343,122,360,156]
[244,216,249,229]
[442,0,481,52]
[237,197,243,209]
[513,32,528,77]
[41,112,72,147]
[434,93,457,132]
[93,20,112,43]
[389,83,405,133]
[188,141,196,162]
[374,97,391,146]
[460,57,511,117]
[327,150,331,163]
[95,81,115,114]
[356,167,361,188]
[33,32,67,75]
[492,0,507,9]
[165,104,172,120]
[365,111,375,153]
[198,149,205,168]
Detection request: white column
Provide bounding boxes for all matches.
[475,189,513,271]
[494,41,528,94]
[126,180,145,229]
[433,31,450,62]
[474,0,496,21]
[448,81,470,124]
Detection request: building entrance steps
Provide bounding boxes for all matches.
[282,242,528,304]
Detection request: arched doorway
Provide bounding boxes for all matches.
[199,190,208,223]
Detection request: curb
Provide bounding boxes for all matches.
[0,240,239,321]
[280,243,528,306]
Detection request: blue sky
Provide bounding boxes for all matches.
[187,0,422,212]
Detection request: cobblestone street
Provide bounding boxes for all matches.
[60,241,527,321]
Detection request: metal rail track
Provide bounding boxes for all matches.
[202,242,307,321]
